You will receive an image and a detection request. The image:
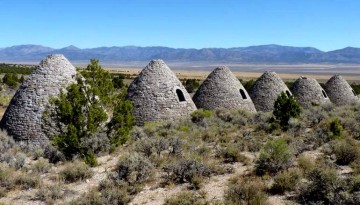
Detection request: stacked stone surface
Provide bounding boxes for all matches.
[324,75,359,106]
[0,54,77,142]
[192,66,256,112]
[249,71,292,112]
[291,77,331,108]
[126,59,197,125]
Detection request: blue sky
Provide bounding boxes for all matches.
[0,0,359,51]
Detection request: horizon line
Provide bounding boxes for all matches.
[1,43,359,52]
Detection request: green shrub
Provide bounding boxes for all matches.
[271,168,302,194]
[0,94,12,106]
[32,158,51,173]
[0,165,15,194]
[1,152,26,170]
[70,181,133,205]
[60,161,93,183]
[84,152,98,167]
[273,92,301,130]
[19,75,25,83]
[182,79,200,93]
[285,81,295,90]
[331,138,360,165]
[297,155,315,173]
[218,144,250,164]
[351,83,360,95]
[312,118,342,145]
[14,172,40,189]
[164,190,207,205]
[43,145,66,163]
[115,153,153,184]
[2,73,19,88]
[163,159,211,185]
[330,118,343,137]
[224,176,268,205]
[191,109,212,123]
[189,174,204,190]
[298,168,345,204]
[255,138,293,175]
[36,182,64,204]
[243,79,254,91]
[351,160,360,175]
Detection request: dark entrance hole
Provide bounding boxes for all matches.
[240,89,247,99]
[322,90,328,98]
[176,89,186,102]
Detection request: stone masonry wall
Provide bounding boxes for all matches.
[249,71,292,112]
[0,54,77,142]
[127,60,197,125]
[324,75,359,106]
[291,77,331,108]
[193,66,256,112]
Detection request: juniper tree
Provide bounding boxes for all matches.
[107,87,134,146]
[273,92,301,129]
[44,59,134,164]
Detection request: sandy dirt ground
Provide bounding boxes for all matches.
[0,106,6,119]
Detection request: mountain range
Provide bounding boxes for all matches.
[1,44,360,64]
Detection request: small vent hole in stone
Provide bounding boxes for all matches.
[240,89,247,99]
[322,90,328,98]
[176,89,186,102]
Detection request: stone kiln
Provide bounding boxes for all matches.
[0,54,77,142]
[193,66,256,112]
[126,59,197,125]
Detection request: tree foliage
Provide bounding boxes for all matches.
[2,73,19,88]
[0,63,34,74]
[44,59,134,164]
[273,92,301,129]
[107,87,134,146]
[80,59,114,107]
[112,74,125,89]
[243,79,255,91]
[182,79,200,93]
[49,81,108,160]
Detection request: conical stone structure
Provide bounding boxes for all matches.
[249,71,292,112]
[291,76,331,108]
[0,54,77,142]
[192,66,256,112]
[127,60,197,125]
[324,75,359,106]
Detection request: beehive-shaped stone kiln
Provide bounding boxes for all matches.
[0,54,77,142]
[291,76,331,108]
[324,75,359,106]
[192,66,256,112]
[249,71,292,112]
[126,59,197,125]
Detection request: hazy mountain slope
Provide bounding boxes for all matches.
[1,44,360,64]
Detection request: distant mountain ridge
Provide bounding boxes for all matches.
[1,44,360,64]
